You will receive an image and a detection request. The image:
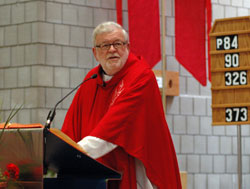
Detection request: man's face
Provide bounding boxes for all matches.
[93,28,129,76]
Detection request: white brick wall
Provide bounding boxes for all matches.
[78,7,93,27]
[78,48,94,69]
[34,22,54,43]
[25,1,45,22]
[55,24,70,45]
[12,46,24,66]
[208,136,220,154]
[214,155,226,173]
[4,68,18,88]
[17,109,31,124]
[187,116,200,134]
[0,5,11,25]
[62,4,78,25]
[174,115,186,134]
[70,68,86,87]
[0,48,11,67]
[86,0,101,7]
[187,155,199,172]
[5,25,17,45]
[201,155,213,172]
[208,175,220,189]
[0,70,3,88]
[45,88,62,109]
[24,87,45,108]
[18,23,32,44]
[194,174,207,189]
[70,26,85,47]
[180,96,193,115]
[232,0,243,7]
[31,66,53,87]
[0,27,3,46]
[195,136,207,154]
[93,8,109,26]
[18,67,30,87]
[54,67,70,87]
[12,3,24,24]
[219,0,230,5]
[182,136,194,153]
[46,2,62,23]
[62,46,77,67]
[46,45,62,66]
[11,88,25,107]
[187,78,199,95]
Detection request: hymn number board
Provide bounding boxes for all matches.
[216,35,247,88]
[210,16,250,126]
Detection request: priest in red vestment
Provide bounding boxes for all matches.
[61,21,181,189]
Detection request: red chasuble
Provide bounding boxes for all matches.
[62,53,181,189]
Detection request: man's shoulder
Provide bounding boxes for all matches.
[123,59,156,89]
[127,55,155,79]
[85,65,100,79]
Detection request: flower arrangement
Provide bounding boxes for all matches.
[0,105,24,189]
[0,163,22,188]
[2,163,20,180]
[0,102,48,188]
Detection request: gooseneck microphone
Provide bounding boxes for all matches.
[44,74,97,129]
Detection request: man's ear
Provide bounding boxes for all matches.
[126,43,130,51]
[92,48,98,61]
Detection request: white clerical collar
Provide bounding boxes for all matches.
[102,72,113,82]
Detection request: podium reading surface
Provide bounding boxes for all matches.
[44,128,121,189]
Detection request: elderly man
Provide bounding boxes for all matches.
[61,21,181,189]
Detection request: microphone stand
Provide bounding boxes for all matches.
[44,74,97,129]
[43,74,97,174]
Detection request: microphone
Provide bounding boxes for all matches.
[44,74,97,129]
[102,81,106,87]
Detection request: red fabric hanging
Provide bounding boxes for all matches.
[206,0,212,81]
[127,0,161,68]
[116,0,123,25]
[175,0,207,86]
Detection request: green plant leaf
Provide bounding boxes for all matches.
[0,104,23,141]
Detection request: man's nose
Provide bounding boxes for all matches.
[108,44,117,52]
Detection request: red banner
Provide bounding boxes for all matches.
[206,0,212,81]
[116,0,123,25]
[175,0,211,86]
[127,0,161,68]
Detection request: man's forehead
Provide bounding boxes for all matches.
[96,29,125,43]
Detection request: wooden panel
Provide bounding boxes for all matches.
[211,52,250,71]
[211,72,224,87]
[212,108,226,123]
[210,16,250,34]
[212,106,250,125]
[212,90,235,104]
[180,171,187,189]
[241,52,250,67]
[210,16,250,126]
[235,88,250,103]
[210,33,250,51]
[153,70,179,96]
[211,54,225,70]
[211,70,250,88]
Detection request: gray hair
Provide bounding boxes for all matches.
[92,21,129,46]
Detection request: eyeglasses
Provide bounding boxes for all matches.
[95,41,127,51]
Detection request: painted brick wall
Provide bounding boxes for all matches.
[163,0,250,188]
[1,0,250,188]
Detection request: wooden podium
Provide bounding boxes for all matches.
[43,127,121,189]
[0,124,121,189]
